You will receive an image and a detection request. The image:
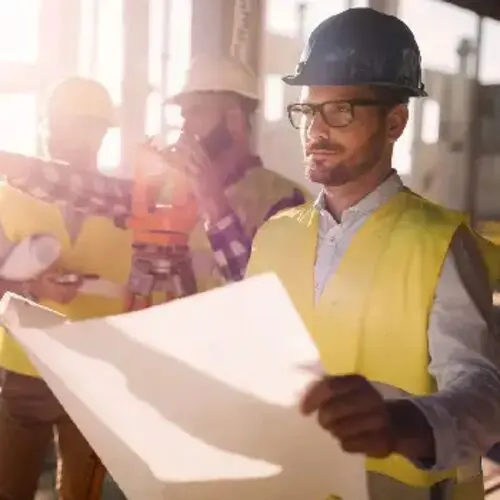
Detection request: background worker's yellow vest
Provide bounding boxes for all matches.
[0,185,133,377]
[247,190,499,500]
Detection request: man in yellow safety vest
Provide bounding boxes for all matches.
[0,77,130,500]
[247,8,500,500]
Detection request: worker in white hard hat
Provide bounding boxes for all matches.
[148,53,308,292]
[0,77,129,500]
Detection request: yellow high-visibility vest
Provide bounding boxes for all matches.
[0,185,133,376]
[247,190,498,499]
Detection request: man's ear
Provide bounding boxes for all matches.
[387,104,409,143]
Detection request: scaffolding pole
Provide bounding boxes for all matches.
[160,0,171,138]
[463,15,484,227]
[121,0,150,172]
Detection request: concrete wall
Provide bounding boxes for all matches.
[190,0,263,75]
[257,29,317,195]
[410,69,500,218]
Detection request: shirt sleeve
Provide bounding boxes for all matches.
[206,188,306,282]
[409,225,500,470]
[1,152,133,220]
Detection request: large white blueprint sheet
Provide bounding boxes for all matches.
[0,273,369,500]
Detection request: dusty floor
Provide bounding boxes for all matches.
[34,461,500,500]
[34,472,55,500]
[35,471,126,500]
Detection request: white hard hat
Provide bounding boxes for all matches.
[166,54,259,105]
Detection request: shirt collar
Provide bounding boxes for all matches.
[314,171,403,222]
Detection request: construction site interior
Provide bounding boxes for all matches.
[1,0,500,498]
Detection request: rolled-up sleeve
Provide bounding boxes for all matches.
[410,226,500,470]
[1,154,133,220]
[206,213,252,282]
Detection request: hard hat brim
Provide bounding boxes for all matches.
[164,89,260,106]
[282,73,428,98]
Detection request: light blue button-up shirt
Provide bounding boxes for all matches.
[314,172,500,470]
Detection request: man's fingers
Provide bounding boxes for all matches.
[166,145,202,177]
[316,391,383,429]
[319,406,388,439]
[325,374,369,396]
[340,431,392,457]
[299,378,332,415]
[301,374,371,414]
[177,132,213,169]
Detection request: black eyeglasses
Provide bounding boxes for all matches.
[286,99,392,129]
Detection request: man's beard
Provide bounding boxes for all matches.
[304,128,386,187]
[306,157,378,186]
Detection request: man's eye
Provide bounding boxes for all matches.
[335,103,351,113]
[291,105,311,115]
[324,102,350,115]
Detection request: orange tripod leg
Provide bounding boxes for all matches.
[124,292,153,312]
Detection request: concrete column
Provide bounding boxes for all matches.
[38,0,81,82]
[190,0,263,75]
[121,0,150,170]
[190,0,264,148]
[190,0,224,58]
[36,0,81,155]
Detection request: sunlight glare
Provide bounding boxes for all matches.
[0,1,40,63]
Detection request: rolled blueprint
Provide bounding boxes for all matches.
[0,234,61,281]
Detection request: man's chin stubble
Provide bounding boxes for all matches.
[306,165,349,186]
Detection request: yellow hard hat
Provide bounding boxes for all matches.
[44,77,117,126]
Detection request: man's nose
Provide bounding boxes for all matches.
[307,111,330,142]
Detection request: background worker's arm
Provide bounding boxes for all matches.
[0,151,133,222]
[0,278,30,297]
[409,224,500,470]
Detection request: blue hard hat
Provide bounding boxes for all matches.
[283,8,427,97]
